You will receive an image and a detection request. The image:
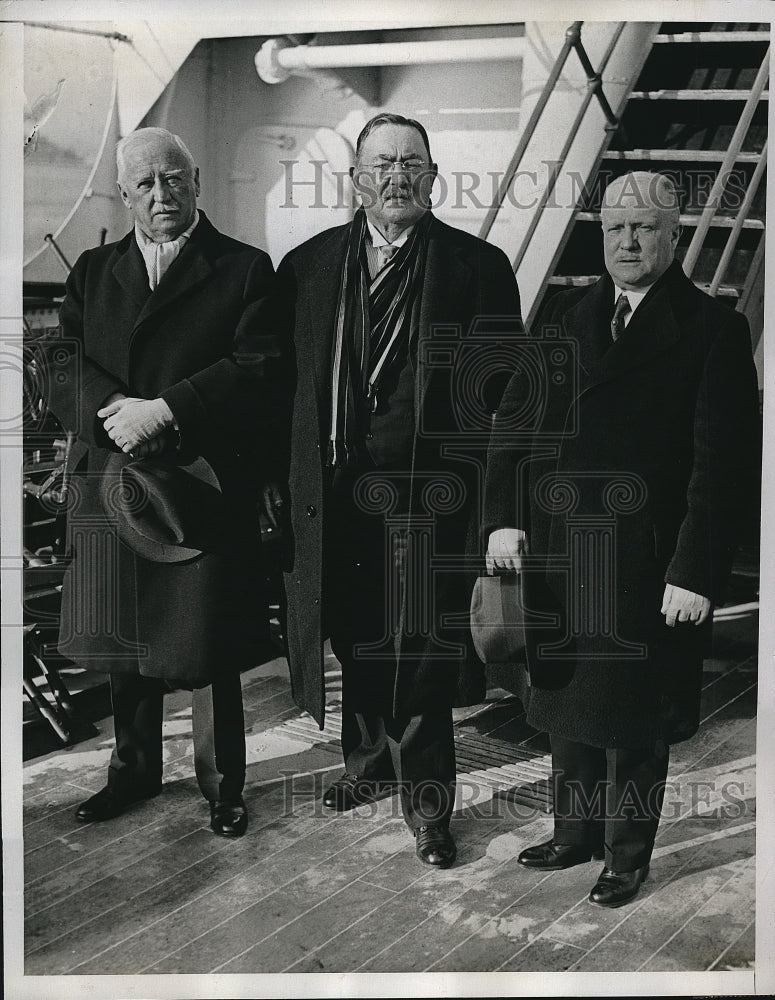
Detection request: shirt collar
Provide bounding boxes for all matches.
[135,209,199,249]
[366,217,414,249]
[613,283,650,313]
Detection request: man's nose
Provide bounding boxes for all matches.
[151,177,171,201]
[621,226,639,248]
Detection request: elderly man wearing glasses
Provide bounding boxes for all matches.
[269,112,523,867]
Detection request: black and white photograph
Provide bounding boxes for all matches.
[1,1,773,997]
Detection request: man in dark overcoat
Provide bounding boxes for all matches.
[484,172,760,905]
[44,127,280,837]
[273,113,522,866]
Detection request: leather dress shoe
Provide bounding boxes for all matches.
[588,864,649,907]
[210,796,248,837]
[415,824,456,868]
[518,838,605,870]
[322,773,382,811]
[75,784,160,823]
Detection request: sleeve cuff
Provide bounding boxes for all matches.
[160,379,207,438]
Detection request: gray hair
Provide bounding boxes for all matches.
[116,127,196,183]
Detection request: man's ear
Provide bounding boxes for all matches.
[116,180,131,209]
[672,223,682,249]
[194,166,201,197]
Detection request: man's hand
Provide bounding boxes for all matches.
[260,481,287,532]
[487,528,528,574]
[661,583,712,627]
[97,397,174,452]
[129,431,178,459]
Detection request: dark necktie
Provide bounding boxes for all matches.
[611,293,631,342]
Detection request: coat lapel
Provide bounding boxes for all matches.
[566,262,685,394]
[303,226,350,407]
[111,233,152,312]
[130,213,216,336]
[417,216,471,411]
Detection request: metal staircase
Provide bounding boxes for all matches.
[540,21,768,363]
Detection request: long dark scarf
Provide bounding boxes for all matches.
[328,207,430,467]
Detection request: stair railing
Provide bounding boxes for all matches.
[709,144,767,297]
[682,45,769,282]
[478,21,625,250]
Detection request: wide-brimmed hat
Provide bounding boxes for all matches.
[470,572,527,665]
[99,451,229,563]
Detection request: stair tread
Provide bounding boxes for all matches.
[631,89,769,100]
[547,275,743,296]
[654,31,770,43]
[604,149,762,162]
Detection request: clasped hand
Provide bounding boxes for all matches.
[486,530,711,627]
[97,396,174,454]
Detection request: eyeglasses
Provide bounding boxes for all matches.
[357,159,429,176]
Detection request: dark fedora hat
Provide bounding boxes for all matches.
[470,572,527,665]
[99,451,230,563]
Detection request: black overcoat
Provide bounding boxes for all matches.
[484,261,760,747]
[45,212,280,686]
[274,214,523,727]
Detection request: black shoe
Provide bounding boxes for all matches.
[75,784,160,823]
[415,824,456,868]
[518,838,605,870]
[588,864,649,907]
[322,773,382,811]
[210,796,248,838]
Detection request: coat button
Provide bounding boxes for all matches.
[306,505,317,517]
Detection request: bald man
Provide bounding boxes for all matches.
[484,172,760,906]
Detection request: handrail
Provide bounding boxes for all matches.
[479,22,623,244]
[682,45,769,278]
[709,144,767,296]
[512,23,626,275]
[43,234,72,275]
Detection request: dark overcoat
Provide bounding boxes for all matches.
[484,261,760,748]
[274,214,523,727]
[45,212,280,686]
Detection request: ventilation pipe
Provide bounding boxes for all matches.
[256,35,525,84]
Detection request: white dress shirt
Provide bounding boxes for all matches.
[365,218,414,280]
[135,210,200,290]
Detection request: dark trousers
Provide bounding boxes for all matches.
[326,466,456,831]
[551,734,669,872]
[331,635,456,830]
[107,672,246,803]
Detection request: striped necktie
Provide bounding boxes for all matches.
[611,293,631,342]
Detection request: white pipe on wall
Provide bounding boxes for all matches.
[256,36,525,83]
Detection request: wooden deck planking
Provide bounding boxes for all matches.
[562,823,756,970]
[214,879,400,973]
[62,807,377,974]
[285,812,518,973]
[708,917,755,971]
[26,827,237,969]
[42,806,400,974]
[24,781,289,920]
[639,857,756,972]
[497,935,587,972]
[144,817,409,975]
[20,591,758,976]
